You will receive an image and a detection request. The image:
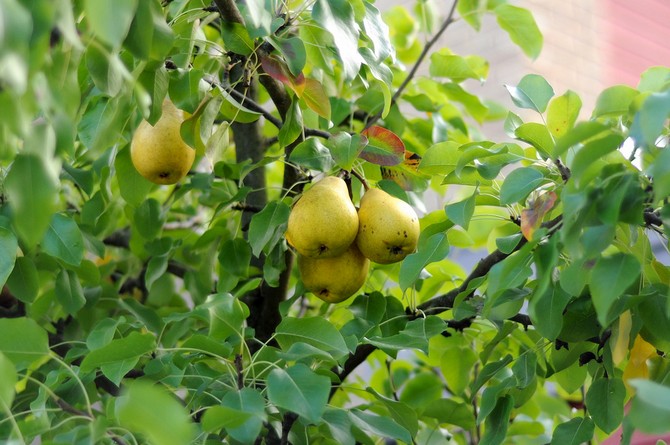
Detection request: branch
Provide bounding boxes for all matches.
[365,0,459,129]
[213,0,244,24]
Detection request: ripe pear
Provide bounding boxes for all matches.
[298,243,370,303]
[130,99,195,185]
[285,176,359,258]
[356,188,420,264]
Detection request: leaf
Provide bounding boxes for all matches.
[592,85,639,117]
[649,148,670,203]
[327,132,367,171]
[629,379,670,434]
[429,51,488,82]
[547,90,582,138]
[80,331,156,373]
[42,213,85,266]
[445,187,478,230]
[494,5,543,59]
[5,153,59,249]
[589,253,641,327]
[457,0,485,30]
[116,380,196,445]
[84,0,138,48]
[550,417,595,445]
[505,74,554,113]
[271,35,306,76]
[0,318,49,370]
[471,355,514,395]
[115,145,155,207]
[278,98,303,147]
[499,167,545,205]
[631,90,670,147]
[203,388,266,442]
[514,122,554,158]
[312,0,362,79]
[134,198,163,239]
[248,201,290,257]
[362,2,393,61]
[349,409,412,443]
[0,227,17,289]
[529,285,572,341]
[55,269,86,315]
[207,293,249,342]
[218,238,251,277]
[554,121,609,158]
[367,389,419,437]
[288,137,333,171]
[267,364,330,423]
[366,316,446,353]
[123,0,174,61]
[423,398,476,430]
[359,126,405,166]
[521,191,557,240]
[418,141,460,175]
[399,233,450,291]
[299,77,331,120]
[221,21,254,56]
[585,377,625,433]
[570,134,625,185]
[479,395,514,445]
[0,352,17,408]
[145,255,168,292]
[275,317,349,358]
[6,256,39,303]
[260,55,306,95]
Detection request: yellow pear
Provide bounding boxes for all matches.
[356,188,420,264]
[298,243,370,303]
[130,99,195,185]
[285,176,359,258]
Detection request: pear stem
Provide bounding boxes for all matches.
[349,169,370,191]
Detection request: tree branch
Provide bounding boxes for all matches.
[365,0,459,129]
[213,0,244,24]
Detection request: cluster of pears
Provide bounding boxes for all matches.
[130,99,196,185]
[286,176,420,303]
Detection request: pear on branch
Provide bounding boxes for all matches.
[298,243,370,303]
[285,176,359,258]
[356,187,420,264]
[130,99,196,185]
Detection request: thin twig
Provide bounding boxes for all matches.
[365,0,459,129]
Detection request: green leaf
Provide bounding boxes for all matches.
[514,122,554,158]
[570,134,625,185]
[457,0,485,30]
[80,331,156,373]
[418,141,460,175]
[529,285,572,341]
[278,98,303,147]
[267,364,330,423]
[499,167,545,205]
[445,187,478,230]
[275,317,349,358]
[589,253,641,326]
[550,417,595,445]
[631,90,670,147]
[629,379,670,434]
[145,255,168,292]
[440,346,478,396]
[471,355,514,395]
[312,0,362,79]
[221,21,254,56]
[6,256,39,303]
[84,0,138,48]
[85,45,126,97]
[429,51,488,82]
[116,380,195,445]
[366,316,446,353]
[367,389,419,437]
[134,198,163,239]
[360,126,405,166]
[123,0,174,61]
[423,398,476,430]
[479,395,514,445]
[204,388,266,442]
[328,132,366,171]
[362,2,393,61]
[0,318,49,370]
[494,5,543,59]
[0,227,17,289]
[5,153,59,249]
[218,238,251,278]
[554,121,609,158]
[42,213,84,266]
[115,145,155,207]
[585,377,625,433]
[55,269,86,315]
[547,90,581,138]
[248,201,290,257]
[399,233,450,291]
[592,85,639,117]
[273,36,306,75]
[0,352,17,408]
[505,74,554,113]
[207,293,249,341]
[649,146,670,203]
[349,409,412,443]
[289,137,334,171]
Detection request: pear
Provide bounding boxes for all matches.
[130,99,196,185]
[285,176,359,258]
[356,188,420,264]
[298,243,370,303]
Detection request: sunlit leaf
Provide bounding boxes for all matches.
[505,74,554,113]
[359,126,405,166]
[299,78,331,120]
[0,318,49,370]
[499,167,545,205]
[494,5,543,59]
[312,0,362,79]
[547,90,581,138]
[267,364,330,423]
[589,254,641,326]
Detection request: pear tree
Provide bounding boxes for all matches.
[1,0,670,444]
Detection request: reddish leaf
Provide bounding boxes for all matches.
[299,78,331,120]
[380,150,424,190]
[521,191,557,240]
[359,126,405,166]
[260,55,305,95]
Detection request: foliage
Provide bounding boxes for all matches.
[1,0,670,444]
